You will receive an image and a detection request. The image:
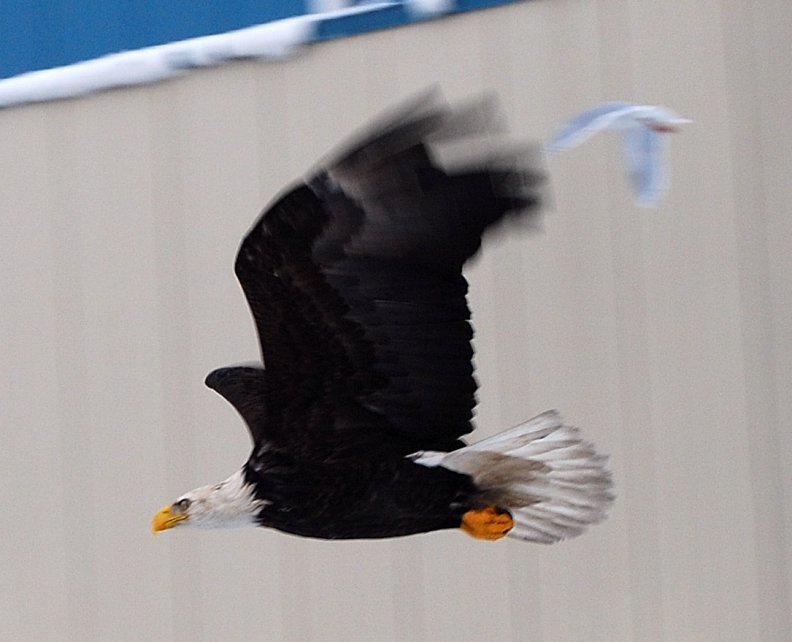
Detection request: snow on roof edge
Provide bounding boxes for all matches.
[0,3,401,109]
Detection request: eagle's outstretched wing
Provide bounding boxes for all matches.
[208,92,542,459]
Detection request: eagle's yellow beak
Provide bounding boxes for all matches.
[152,505,188,534]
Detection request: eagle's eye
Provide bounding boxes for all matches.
[175,498,191,512]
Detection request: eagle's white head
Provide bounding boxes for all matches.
[152,469,266,532]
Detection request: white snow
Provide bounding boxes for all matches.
[405,0,455,17]
[309,0,450,16]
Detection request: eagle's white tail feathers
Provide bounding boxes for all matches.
[413,410,613,544]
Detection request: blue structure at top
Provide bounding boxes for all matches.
[0,1,307,80]
[1,0,523,81]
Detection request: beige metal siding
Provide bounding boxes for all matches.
[2,1,790,640]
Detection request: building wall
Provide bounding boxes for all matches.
[1,1,790,640]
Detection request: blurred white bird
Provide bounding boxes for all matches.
[546,102,691,207]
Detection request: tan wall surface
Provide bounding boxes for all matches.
[2,1,791,640]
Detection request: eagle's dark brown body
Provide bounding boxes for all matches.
[244,453,477,539]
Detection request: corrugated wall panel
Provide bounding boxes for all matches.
[2,1,790,640]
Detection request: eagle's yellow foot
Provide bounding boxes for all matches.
[461,505,513,540]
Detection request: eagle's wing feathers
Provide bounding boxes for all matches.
[232,186,385,448]
[221,93,542,456]
[204,366,268,445]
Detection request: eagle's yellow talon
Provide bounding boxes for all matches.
[461,505,513,540]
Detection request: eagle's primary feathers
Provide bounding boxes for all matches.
[152,92,613,543]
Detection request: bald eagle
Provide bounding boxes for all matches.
[152,93,612,543]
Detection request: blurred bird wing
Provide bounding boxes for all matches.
[546,102,639,151]
[622,124,665,207]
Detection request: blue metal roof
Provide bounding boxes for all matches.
[1,1,523,81]
[315,0,519,40]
